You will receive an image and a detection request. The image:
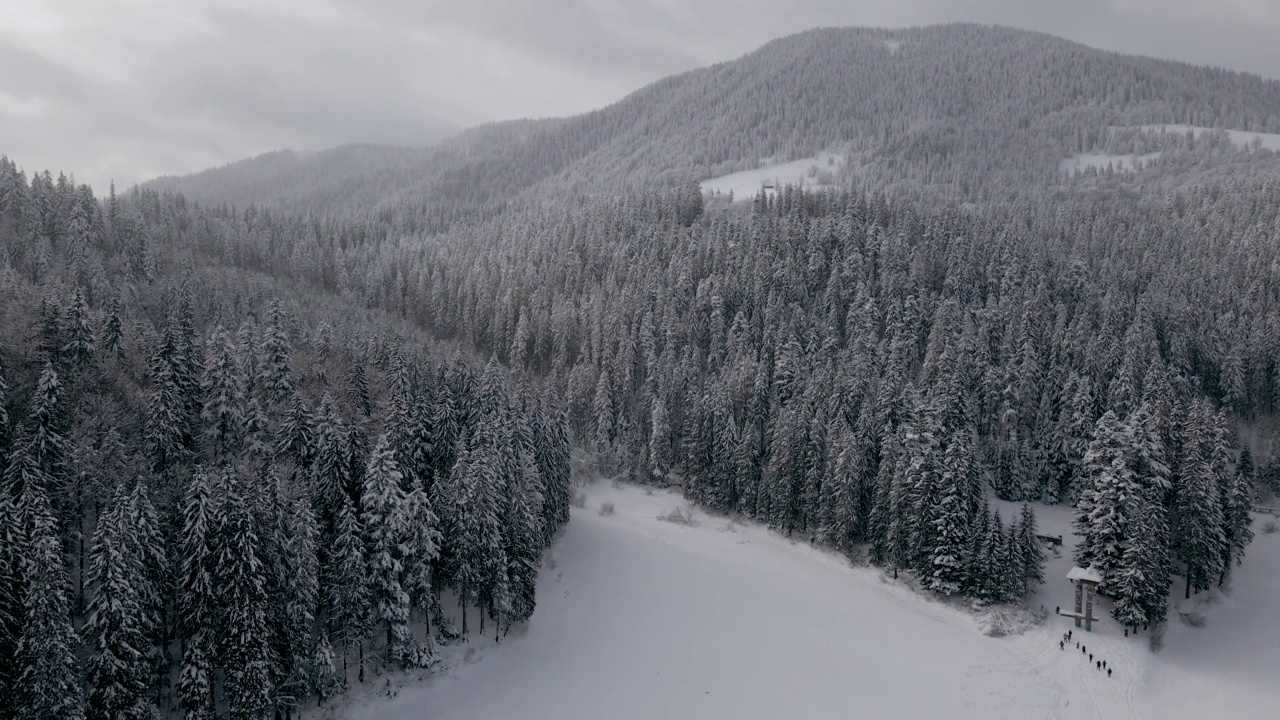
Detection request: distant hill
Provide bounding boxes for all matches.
[146,23,1280,214]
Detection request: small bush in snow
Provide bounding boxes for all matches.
[657,506,699,527]
[979,606,1045,637]
[1178,610,1206,628]
[598,501,616,516]
[571,491,587,509]
[1149,625,1166,653]
[1261,520,1278,535]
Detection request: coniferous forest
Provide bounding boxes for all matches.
[4,21,1280,720]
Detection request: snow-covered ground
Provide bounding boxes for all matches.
[1135,124,1280,152]
[700,152,844,199]
[346,482,1280,719]
[1059,152,1163,175]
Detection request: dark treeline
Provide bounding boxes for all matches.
[0,159,572,720]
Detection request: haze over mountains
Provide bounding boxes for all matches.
[148,23,1280,214]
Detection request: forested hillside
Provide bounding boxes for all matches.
[0,159,571,719]
[148,23,1280,215]
[4,19,1280,720]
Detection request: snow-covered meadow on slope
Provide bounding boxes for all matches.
[700,152,845,199]
[1059,152,1163,175]
[1134,124,1280,152]
[343,482,1280,720]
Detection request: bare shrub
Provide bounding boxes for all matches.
[1262,520,1278,535]
[598,501,616,516]
[1149,625,1166,653]
[657,506,699,527]
[980,606,1045,637]
[1178,610,1206,628]
[571,491,587,509]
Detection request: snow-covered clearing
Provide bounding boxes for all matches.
[1059,152,1162,175]
[1135,124,1280,152]
[347,483,1280,719]
[701,152,844,199]
[884,39,902,55]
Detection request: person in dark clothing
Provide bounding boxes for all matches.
[1102,661,1107,669]
[1056,606,1060,614]
[1108,668,1112,677]
[1060,641,1064,650]
[1096,661,1101,670]
[1067,630,1072,640]
[1075,642,1079,649]
[1089,653,1093,661]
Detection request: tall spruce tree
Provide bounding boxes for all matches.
[84,486,153,720]
[213,472,272,720]
[360,435,414,665]
[0,487,24,713]
[16,486,83,720]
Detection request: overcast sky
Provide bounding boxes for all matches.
[3,0,1279,191]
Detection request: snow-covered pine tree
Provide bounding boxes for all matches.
[648,396,672,481]
[327,492,370,685]
[592,367,615,453]
[144,343,188,471]
[1214,412,1253,585]
[311,393,351,531]
[1110,481,1170,631]
[1172,400,1225,598]
[213,472,272,720]
[200,326,245,458]
[929,432,973,595]
[980,509,1011,604]
[399,483,440,638]
[16,486,83,720]
[468,431,511,637]
[61,288,96,369]
[102,298,125,359]
[0,487,24,713]
[260,301,295,407]
[360,434,413,665]
[346,361,371,419]
[816,422,858,551]
[537,403,572,545]
[503,448,544,628]
[26,359,67,492]
[1017,504,1045,594]
[1074,410,1133,587]
[265,486,320,717]
[125,480,167,709]
[177,469,217,720]
[84,485,153,720]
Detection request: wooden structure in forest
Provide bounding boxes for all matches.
[1065,565,1104,631]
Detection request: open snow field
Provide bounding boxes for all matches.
[347,483,1280,720]
[1062,124,1280,175]
[1135,124,1280,152]
[1059,152,1163,175]
[700,152,844,199]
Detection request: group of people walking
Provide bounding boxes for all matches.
[1059,630,1112,677]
